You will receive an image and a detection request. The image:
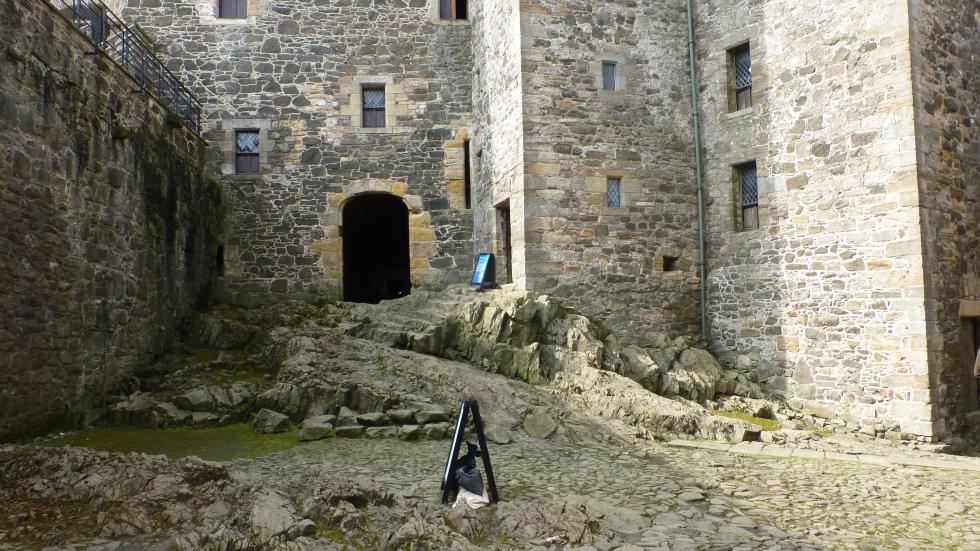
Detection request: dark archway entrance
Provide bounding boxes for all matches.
[342,194,411,303]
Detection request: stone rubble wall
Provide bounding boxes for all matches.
[696,1,935,436]
[0,0,219,439]
[471,0,701,338]
[122,0,474,302]
[908,0,980,436]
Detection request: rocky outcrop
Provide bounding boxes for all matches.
[345,288,767,442]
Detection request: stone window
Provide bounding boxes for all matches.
[217,0,247,19]
[235,130,260,174]
[663,256,680,272]
[736,161,759,230]
[440,0,467,20]
[362,86,386,128]
[602,62,617,91]
[606,177,622,208]
[729,44,753,111]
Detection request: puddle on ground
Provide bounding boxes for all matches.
[40,424,300,461]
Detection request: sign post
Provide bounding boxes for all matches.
[441,398,500,504]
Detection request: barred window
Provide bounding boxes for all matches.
[730,45,752,111]
[362,86,386,128]
[602,62,617,91]
[235,130,259,174]
[607,177,622,208]
[737,161,759,230]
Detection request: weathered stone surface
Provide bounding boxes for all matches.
[298,422,335,442]
[335,425,365,438]
[522,411,559,440]
[415,410,449,425]
[0,0,218,440]
[252,409,290,434]
[386,409,417,424]
[357,412,391,427]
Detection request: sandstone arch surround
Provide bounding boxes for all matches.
[316,182,437,301]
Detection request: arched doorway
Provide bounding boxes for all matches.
[342,194,411,303]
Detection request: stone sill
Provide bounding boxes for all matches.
[344,127,415,135]
[431,19,471,26]
[199,16,259,26]
[724,106,759,121]
[223,174,266,183]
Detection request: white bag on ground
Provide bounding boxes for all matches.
[453,487,490,510]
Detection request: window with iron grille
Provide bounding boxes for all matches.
[730,44,752,111]
[362,86,386,128]
[602,62,617,91]
[607,177,622,208]
[218,0,247,19]
[737,161,759,230]
[440,0,468,19]
[235,130,260,174]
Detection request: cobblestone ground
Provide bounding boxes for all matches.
[230,436,980,551]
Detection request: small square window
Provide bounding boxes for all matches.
[440,0,467,20]
[218,0,247,19]
[235,130,259,174]
[663,256,680,272]
[602,62,617,91]
[362,86,386,128]
[736,161,759,230]
[730,45,752,111]
[606,177,622,207]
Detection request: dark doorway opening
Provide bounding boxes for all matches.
[963,317,980,415]
[342,194,411,303]
[495,202,512,284]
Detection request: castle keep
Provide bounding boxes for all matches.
[1,0,977,442]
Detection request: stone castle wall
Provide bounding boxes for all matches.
[470,0,526,285]
[0,0,219,440]
[471,0,701,338]
[697,0,937,436]
[122,0,474,303]
[909,0,980,436]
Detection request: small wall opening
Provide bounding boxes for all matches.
[495,202,512,284]
[342,194,411,303]
[663,255,679,272]
[216,245,225,277]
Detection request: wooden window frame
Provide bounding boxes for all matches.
[602,61,617,91]
[362,86,386,128]
[729,44,753,111]
[440,0,468,20]
[218,0,247,19]
[735,161,759,231]
[235,129,260,174]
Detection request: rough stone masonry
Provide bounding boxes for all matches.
[2,0,977,442]
[0,0,220,439]
[123,0,978,442]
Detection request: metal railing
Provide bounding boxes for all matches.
[50,0,202,134]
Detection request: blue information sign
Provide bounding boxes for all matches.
[470,253,495,291]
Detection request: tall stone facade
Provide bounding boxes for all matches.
[0,0,220,440]
[121,0,475,304]
[120,0,977,440]
[696,0,979,439]
[908,0,980,436]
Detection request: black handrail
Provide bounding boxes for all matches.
[49,0,202,134]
